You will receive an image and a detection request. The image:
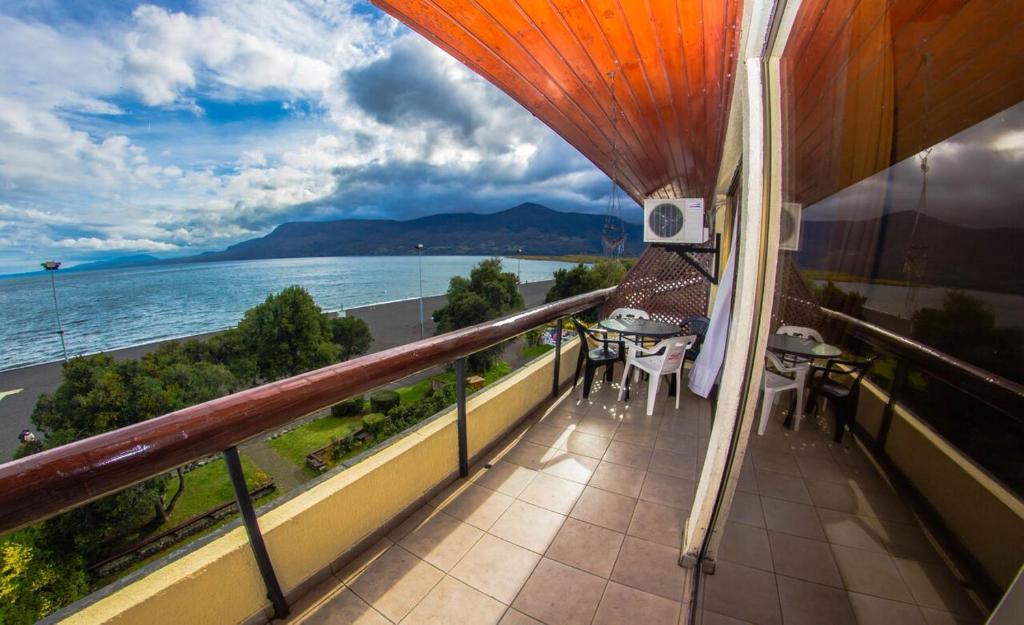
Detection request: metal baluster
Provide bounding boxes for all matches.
[552,319,563,397]
[877,358,909,454]
[455,358,469,477]
[223,446,289,619]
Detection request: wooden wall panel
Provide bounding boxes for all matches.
[371,0,743,204]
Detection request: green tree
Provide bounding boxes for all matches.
[330,316,373,361]
[545,259,628,320]
[433,258,523,371]
[0,533,88,625]
[234,286,340,382]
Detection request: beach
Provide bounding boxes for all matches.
[0,280,556,460]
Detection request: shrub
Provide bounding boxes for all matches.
[369,390,400,413]
[362,412,388,433]
[330,397,364,417]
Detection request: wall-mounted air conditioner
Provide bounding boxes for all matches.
[779,202,802,251]
[643,198,707,244]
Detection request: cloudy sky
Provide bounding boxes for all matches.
[0,0,619,274]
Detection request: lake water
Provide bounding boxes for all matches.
[0,256,575,371]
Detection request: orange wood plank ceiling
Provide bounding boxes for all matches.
[370,0,744,204]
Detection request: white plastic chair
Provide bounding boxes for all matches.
[775,325,822,409]
[617,335,697,416]
[609,308,650,381]
[758,352,809,435]
[776,325,823,343]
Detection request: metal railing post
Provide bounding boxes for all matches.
[455,358,469,477]
[223,446,289,619]
[552,319,563,397]
[877,359,909,454]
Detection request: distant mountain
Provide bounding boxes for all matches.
[798,211,1024,295]
[188,203,645,261]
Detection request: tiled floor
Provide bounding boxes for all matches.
[286,365,985,625]
[699,390,987,625]
[287,368,707,625]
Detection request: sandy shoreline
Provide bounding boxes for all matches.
[0,280,556,460]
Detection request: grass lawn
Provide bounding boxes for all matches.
[521,344,554,359]
[269,415,363,468]
[396,378,431,405]
[162,454,270,528]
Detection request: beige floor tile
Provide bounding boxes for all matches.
[562,431,611,459]
[767,531,841,587]
[847,592,927,625]
[592,581,680,625]
[298,587,390,625]
[610,536,685,601]
[654,433,699,454]
[728,490,766,528]
[588,461,646,498]
[541,451,600,484]
[776,575,856,625]
[401,576,506,625]
[750,449,802,477]
[347,545,444,623]
[523,423,572,447]
[545,517,624,577]
[603,440,653,469]
[639,472,695,510]
[701,609,756,625]
[436,482,514,530]
[815,508,888,553]
[717,522,772,572]
[399,510,484,572]
[832,544,914,602]
[502,440,558,471]
[489,500,566,554]
[450,534,541,604]
[627,500,685,548]
[760,496,824,540]
[390,505,438,542]
[806,481,913,524]
[517,472,585,515]
[575,415,620,438]
[569,486,637,532]
[648,448,698,479]
[794,455,849,485]
[512,558,607,625]
[613,425,659,448]
[701,560,781,625]
[918,606,983,625]
[498,609,544,625]
[337,538,395,584]
[894,558,981,617]
[755,469,812,505]
[736,462,758,493]
[880,521,942,563]
[470,461,537,498]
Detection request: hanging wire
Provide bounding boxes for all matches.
[903,54,932,317]
[602,67,627,257]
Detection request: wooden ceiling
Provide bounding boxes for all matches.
[782,0,1024,206]
[370,0,743,204]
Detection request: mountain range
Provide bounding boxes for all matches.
[187,203,644,261]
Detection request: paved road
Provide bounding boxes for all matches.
[0,281,556,461]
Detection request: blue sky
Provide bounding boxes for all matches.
[0,0,625,273]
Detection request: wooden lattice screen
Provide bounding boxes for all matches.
[770,252,827,335]
[602,245,712,325]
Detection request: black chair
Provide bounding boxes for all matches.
[806,356,876,442]
[680,315,710,364]
[571,317,625,399]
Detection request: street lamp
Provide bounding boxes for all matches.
[415,244,425,339]
[41,260,69,362]
[515,248,524,284]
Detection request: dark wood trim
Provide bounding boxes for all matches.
[0,288,612,535]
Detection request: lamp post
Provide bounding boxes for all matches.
[515,247,524,284]
[415,244,425,339]
[41,260,69,362]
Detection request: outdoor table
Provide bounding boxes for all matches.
[599,317,684,399]
[766,335,842,360]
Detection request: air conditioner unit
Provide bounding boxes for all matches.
[779,202,802,251]
[643,198,707,244]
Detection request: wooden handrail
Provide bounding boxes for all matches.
[0,288,612,535]
[820,307,1024,420]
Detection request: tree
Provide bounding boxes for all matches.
[234,286,340,382]
[545,259,629,320]
[330,316,373,361]
[433,258,524,371]
[0,533,88,625]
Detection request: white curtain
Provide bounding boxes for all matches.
[689,211,738,398]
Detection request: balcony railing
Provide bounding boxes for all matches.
[0,287,612,619]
